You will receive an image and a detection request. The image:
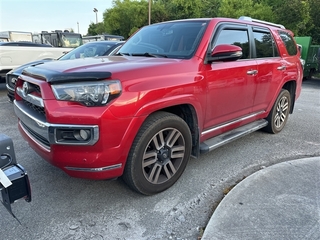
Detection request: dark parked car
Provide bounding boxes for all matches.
[6,40,124,101]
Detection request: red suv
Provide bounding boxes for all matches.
[14,17,303,195]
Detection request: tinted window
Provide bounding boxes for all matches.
[119,20,209,59]
[59,42,120,60]
[279,31,297,56]
[214,29,250,59]
[253,29,279,58]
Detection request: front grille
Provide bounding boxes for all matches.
[20,121,50,148]
[23,99,46,117]
[18,79,46,118]
[34,85,41,95]
[26,81,42,97]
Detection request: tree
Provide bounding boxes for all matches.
[200,0,221,18]
[263,0,313,37]
[155,0,203,20]
[103,0,149,39]
[218,0,274,21]
[276,0,312,36]
[87,0,319,44]
[151,1,170,23]
[307,0,320,43]
[87,22,106,36]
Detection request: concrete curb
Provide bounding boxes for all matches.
[202,157,320,240]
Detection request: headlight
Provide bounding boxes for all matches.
[10,76,18,85]
[51,80,122,106]
[6,74,19,89]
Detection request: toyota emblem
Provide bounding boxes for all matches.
[22,82,30,97]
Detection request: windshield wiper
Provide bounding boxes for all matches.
[131,52,168,58]
[117,52,132,56]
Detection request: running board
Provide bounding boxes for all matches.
[200,119,268,154]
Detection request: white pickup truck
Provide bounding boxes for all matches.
[0,42,71,82]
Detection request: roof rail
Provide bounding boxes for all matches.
[239,16,285,29]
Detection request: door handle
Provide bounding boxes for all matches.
[247,70,258,75]
[277,65,286,70]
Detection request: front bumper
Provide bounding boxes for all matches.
[14,100,99,149]
[14,100,128,180]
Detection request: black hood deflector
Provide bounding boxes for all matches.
[22,66,112,84]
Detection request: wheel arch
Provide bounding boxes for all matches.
[154,104,200,158]
[282,80,296,114]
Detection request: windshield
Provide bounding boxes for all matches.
[61,34,83,48]
[59,42,121,60]
[119,20,208,59]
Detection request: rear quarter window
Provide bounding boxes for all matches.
[278,31,298,56]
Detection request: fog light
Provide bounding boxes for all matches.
[74,129,91,141]
[52,125,98,145]
[80,129,90,140]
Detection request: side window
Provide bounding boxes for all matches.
[214,28,250,59]
[253,29,279,58]
[279,31,298,56]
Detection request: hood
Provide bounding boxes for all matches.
[11,59,54,75]
[22,56,187,83]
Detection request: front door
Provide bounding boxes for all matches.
[204,25,257,132]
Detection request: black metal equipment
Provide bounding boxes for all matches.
[0,134,31,223]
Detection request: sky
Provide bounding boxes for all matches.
[0,0,114,36]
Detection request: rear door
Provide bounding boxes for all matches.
[251,27,283,112]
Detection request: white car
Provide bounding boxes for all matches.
[6,40,124,101]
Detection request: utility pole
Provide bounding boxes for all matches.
[148,0,151,25]
[77,22,79,33]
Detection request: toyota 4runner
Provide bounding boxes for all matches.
[13,17,303,195]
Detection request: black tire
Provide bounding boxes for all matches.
[122,111,192,195]
[264,89,291,134]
